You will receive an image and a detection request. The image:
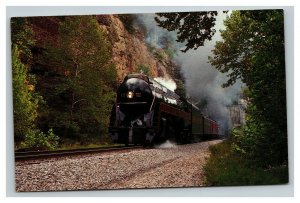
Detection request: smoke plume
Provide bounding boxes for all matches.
[135,12,242,134]
[155,140,178,149]
[154,77,177,91]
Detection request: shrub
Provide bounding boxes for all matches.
[137,64,150,75]
[20,128,59,150]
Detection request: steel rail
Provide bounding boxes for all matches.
[15,145,143,160]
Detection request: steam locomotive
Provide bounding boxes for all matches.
[109,73,219,146]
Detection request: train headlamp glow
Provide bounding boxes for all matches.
[126,91,134,99]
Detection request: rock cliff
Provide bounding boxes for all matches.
[28,15,177,84]
[96,14,175,83]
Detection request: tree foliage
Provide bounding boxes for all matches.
[11,17,35,65]
[137,64,150,75]
[43,16,117,143]
[11,18,59,149]
[209,10,285,88]
[12,45,39,144]
[155,11,218,52]
[210,10,287,166]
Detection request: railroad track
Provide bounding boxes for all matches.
[15,145,143,161]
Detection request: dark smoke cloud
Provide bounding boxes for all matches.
[135,12,242,133]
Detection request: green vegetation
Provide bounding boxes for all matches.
[12,16,117,150]
[209,10,287,167]
[12,45,39,145]
[54,142,123,151]
[204,140,288,186]
[11,18,35,64]
[11,18,59,150]
[20,129,59,150]
[204,10,288,185]
[43,16,116,145]
[137,64,150,75]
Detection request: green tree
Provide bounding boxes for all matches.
[12,45,39,144]
[46,16,116,143]
[11,18,59,150]
[11,18,37,145]
[155,11,218,52]
[209,10,287,166]
[11,17,35,65]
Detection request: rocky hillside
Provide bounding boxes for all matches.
[28,15,178,84]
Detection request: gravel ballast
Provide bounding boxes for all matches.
[15,140,221,192]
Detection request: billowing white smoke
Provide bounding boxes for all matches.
[155,140,177,149]
[175,12,243,133]
[136,12,243,134]
[154,77,177,92]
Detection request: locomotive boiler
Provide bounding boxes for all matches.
[109,73,219,146]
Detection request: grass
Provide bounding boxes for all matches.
[203,141,289,186]
[15,137,124,152]
[52,135,124,151]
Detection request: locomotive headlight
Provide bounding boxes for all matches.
[126,91,134,99]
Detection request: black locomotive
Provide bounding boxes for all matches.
[109,73,219,146]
